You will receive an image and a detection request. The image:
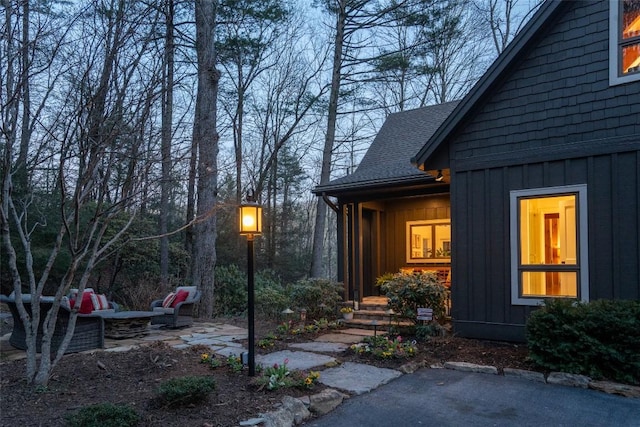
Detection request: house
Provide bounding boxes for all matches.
[314,0,640,341]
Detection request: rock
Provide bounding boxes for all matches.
[444,361,498,375]
[281,396,311,425]
[239,418,265,426]
[503,368,545,383]
[547,372,590,388]
[261,407,294,427]
[398,360,424,374]
[589,380,640,398]
[309,388,349,415]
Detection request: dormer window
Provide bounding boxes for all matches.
[610,0,640,84]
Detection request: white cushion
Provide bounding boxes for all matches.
[162,292,176,308]
[153,306,174,314]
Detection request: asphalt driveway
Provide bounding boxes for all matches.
[306,368,640,427]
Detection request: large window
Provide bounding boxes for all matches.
[406,220,451,263]
[510,185,589,306]
[610,0,640,85]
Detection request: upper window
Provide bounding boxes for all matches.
[610,0,640,85]
[406,220,451,263]
[510,185,589,306]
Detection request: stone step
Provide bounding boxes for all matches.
[342,317,413,331]
[352,310,395,321]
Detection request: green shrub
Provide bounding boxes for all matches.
[155,376,216,407]
[255,279,290,319]
[65,403,139,427]
[377,271,449,324]
[288,278,343,320]
[214,265,247,315]
[526,299,640,384]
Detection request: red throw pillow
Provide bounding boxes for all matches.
[171,289,190,307]
[78,291,94,314]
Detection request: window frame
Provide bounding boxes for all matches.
[609,0,640,85]
[509,184,589,306]
[405,219,451,264]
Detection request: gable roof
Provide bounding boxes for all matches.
[313,100,459,195]
[412,0,568,168]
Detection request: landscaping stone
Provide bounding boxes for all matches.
[257,350,336,371]
[340,328,376,336]
[444,361,498,375]
[213,346,247,358]
[319,362,402,395]
[282,396,311,424]
[503,368,546,383]
[398,359,426,374]
[260,406,294,427]
[588,380,640,398]
[239,417,265,426]
[288,342,348,353]
[314,333,362,344]
[308,388,349,415]
[547,372,591,388]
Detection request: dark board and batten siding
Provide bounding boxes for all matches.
[449,0,640,341]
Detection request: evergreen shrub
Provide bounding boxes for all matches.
[376,271,449,324]
[526,298,640,384]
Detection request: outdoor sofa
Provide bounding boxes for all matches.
[1,292,117,354]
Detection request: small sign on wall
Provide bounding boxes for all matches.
[417,307,433,321]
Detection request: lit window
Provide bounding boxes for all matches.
[510,185,589,305]
[610,0,640,84]
[406,220,451,263]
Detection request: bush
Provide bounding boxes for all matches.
[65,403,139,427]
[155,376,216,407]
[255,271,290,319]
[526,299,640,384]
[377,271,449,324]
[214,265,247,316]
[288,278,343,320]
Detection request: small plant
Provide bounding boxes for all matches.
[261,358,292,390]
[340,307,353,314]
[155,376,216,408]
[276,320,294,335]
[226,354,244,373]
[302,370,321,389]
[255,359,321,391]
[350,335,417,360]
[200,353,222,369]
[258,333,277,349]
[65,403,140,427]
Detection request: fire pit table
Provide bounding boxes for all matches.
[98,311,163,339]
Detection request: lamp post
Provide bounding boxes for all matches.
[239,193,262,376]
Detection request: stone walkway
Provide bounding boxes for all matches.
[0,321,400,396]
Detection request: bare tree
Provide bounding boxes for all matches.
[191,0,220,319]
[473,0,543,55]
[1,0,166,386]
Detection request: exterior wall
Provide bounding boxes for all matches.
[449,1,640,341]
[381,195,450,275]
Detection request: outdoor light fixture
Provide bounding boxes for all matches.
[239,191,262,376]
[300,309,307,322]
[435,170,444,182]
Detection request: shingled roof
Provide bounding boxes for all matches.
[313,100,459,195]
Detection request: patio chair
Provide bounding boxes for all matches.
[150,286,201,328]
[0,294,106,354]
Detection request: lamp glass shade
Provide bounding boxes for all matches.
[239,203,262,235]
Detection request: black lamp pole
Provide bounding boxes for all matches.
[247,233,256,376]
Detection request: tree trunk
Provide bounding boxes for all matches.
[160,0,175,289]
[192,0,219,319]
[310,0,346,277]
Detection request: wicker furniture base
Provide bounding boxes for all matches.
[1,296,104,354]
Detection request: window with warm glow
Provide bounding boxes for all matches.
[510,185,589,305]
[610,0,640,84]
[406,220,451,263]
